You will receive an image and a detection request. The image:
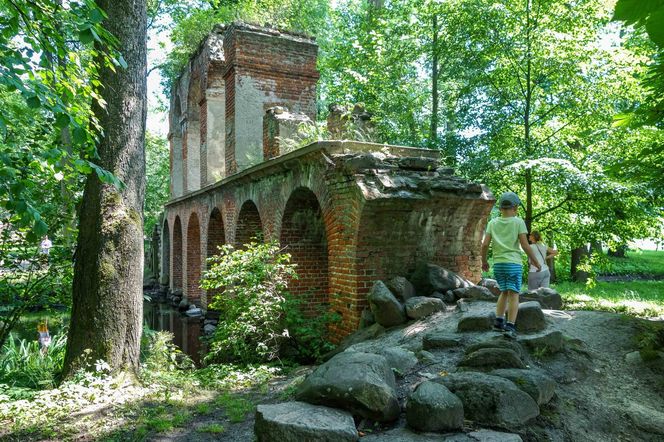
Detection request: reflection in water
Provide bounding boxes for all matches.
[143,302,204,365]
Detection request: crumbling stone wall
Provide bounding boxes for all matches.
[163,23,494,341]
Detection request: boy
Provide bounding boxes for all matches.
[481,192,541,338]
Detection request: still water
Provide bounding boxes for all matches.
[9,302,204,365]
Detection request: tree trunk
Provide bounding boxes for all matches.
[571,245,589,283]
[430,13,439,149]
[63,0,147,376]
[608,244,627,258]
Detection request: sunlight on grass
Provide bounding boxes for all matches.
[555,280,664,318]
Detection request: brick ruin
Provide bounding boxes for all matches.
[153,22,495,340]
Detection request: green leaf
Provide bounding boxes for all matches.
[55,113,71,129]
[79,29,95,45]
[645,9,664,48]
[613,0,664,25]
[33,219,48,237]
[90,8,105,24]
[0,115,6,137]
[26,96,41,108]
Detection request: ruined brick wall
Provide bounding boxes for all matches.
[163,142,494,341]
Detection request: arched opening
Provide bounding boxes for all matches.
[280,188,329,314]
[207,207,226,259]
[160,219,170,287]
[186,212,202,302]
[206,207,226,304]
[171,94,185,197]
[172,216,183,291]
[235,200,263,248]
[186,75,202,192]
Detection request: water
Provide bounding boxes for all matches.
[5,304,204,365]
[143,301,204,365]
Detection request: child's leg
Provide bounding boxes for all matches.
[506,290,519,323]
[496,292,508,318]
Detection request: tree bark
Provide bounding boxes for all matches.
[63,0,147,376]
[430,13,439,148]
[571,245,590,283]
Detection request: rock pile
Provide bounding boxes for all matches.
[254,264,571,442]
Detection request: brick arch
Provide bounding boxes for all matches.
[186,212,202,302]
[161,218,170,286]
[172,216,183,291]
[207,206,226,258]
[279,187,329,313]
[235,200,263,247]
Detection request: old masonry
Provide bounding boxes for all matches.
[148,22,495,340]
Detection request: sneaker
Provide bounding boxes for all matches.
[493,317,505,332]
[503,322,517,339]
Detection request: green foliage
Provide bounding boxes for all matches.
[197,423,225,433]
[144,132,170,235]
[0,333,66,393]
[0,0,126,236]
[201,240,339,364]
[201,240,297,363]
[214,392,254,422]
[555,280,664,317]
[282,294,340,363]
[195,362,282,391]
[633,319,664,361]
[0,224,73,349]
[160,0,330,92]
[602,249,664,276]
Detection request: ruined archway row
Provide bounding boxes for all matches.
[162,182,332,313]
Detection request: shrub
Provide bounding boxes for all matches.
[0,332,67,392]
[201,240,339,364]
[201,241,297,364]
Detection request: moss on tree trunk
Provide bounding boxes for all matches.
[63,0,147,377]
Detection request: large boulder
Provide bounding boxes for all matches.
[361,428,444,441]
[459,348,527,370]
[520,287,563,310]
[479,278,502,296]
[457,313,495,332]
[405,296,445,319]
[386,276,416,302]
[406,381,464,432]
[465,336,528,360]
[453,286,497,302]
[489,369,556,405]
[423,331,462,350]
[321,323,385,362]
[296,351,400,422]
[368,281,407,327]
[519,330,565,355]
[411,264,472,296]
[377,347,419,376]
[254,402,358,442]
[435,372,539,426]
[515,301,547,332]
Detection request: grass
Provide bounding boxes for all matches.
[553,280,664,317]
[601,249,664,276]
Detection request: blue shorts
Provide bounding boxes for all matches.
[493,263,522,293]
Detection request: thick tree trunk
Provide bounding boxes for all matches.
[571,245,590,283]
[63,0,147,376]
[430,14,439,148]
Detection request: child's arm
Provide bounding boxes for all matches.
[481,233,491,272]
[546,247,558,259]
[519,233,541,271]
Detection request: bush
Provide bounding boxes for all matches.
[201,241,297,364]
[201,240,339,364]
[0,332,67,392]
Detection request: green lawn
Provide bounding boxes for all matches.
[601,250,664,276]
[553,280,664,318]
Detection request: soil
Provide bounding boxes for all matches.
[149,302,664,441]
